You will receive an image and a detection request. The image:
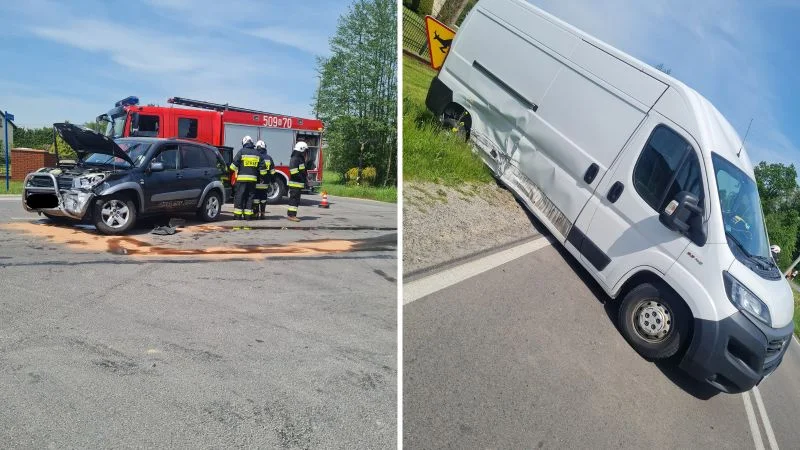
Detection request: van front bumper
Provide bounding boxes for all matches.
[679,311,794,393]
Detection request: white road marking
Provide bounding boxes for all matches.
[742,391,765,450]
[752,386,779,450]
[0,196,20,201]
[403,236,553,304]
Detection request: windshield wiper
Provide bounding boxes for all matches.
[726,231,754,258]
[726,231,773,269]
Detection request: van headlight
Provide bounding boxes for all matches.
[73,173,106,189]
[723,271,771,326]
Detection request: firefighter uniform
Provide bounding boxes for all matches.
[254,150,276,219]
[229,141,267,220]
[287,142,308,221]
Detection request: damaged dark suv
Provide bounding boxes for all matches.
[22,123,231,235]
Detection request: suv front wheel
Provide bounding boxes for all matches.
[94,194,137,235]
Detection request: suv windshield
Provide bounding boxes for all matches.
[712,153,770,259]
[82,141,151,168]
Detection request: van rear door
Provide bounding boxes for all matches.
[568,112,708,290]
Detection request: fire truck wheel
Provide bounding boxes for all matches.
[266,178,287,205]
[197,190,222,222]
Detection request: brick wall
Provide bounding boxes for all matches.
[11,148,57,181]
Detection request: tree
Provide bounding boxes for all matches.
[754,162,797,214]
[754,162,799,270]
[314,0,397,186]
[83,120,106,134]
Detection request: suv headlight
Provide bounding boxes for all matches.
[723,271,771,326]
[73,173,106,189]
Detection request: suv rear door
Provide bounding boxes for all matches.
[180,143,216,208]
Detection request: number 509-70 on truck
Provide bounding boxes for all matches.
[98,96,325,205]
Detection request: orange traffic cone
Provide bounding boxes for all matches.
[318,191,330,208]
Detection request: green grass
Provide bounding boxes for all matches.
[793,288,800,338]
[0,180,23,195]
[320,172,397,203]
[402,55,492,185]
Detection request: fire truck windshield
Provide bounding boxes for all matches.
[99,107,127,139]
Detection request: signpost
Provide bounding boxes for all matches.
[424,16,456,70]
[3,111,13,192]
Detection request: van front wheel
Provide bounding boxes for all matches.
[618,282,691,360]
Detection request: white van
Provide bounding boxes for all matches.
[425,0,794,393]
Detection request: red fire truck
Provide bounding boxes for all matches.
[97,96,324,204]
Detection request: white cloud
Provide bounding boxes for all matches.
[529,0,799,164]
[246,26,330,56]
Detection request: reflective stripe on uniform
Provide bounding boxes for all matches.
[241,155,260,167]
[290,168,299,174]
[265,161,272,169]
[244,209,254,215]
[287,206,298,212]
[233,208,243,214]
[298,164,305,170]
[270,169,276,175]
[255,184,268,190]
[259,169,268,175]
[229,163,238,172]
[237,175,257,182]
[253,199,260,204]
[288,181,304,188]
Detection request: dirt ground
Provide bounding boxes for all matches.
[402,181,540,275]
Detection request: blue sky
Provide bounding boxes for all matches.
[529,0,800,166]
[0,0,350,128]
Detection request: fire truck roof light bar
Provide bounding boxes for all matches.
[115,96,139,107]
[167,96,293,119]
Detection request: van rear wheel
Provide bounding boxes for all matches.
[618,282,691,360]
[266,178,286,205]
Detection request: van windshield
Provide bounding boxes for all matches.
[712,153,770,259]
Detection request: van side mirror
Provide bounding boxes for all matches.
[660,191,705,245]
[149,161,164,173]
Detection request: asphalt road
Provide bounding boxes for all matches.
[0,195,397,449]
[404,230,800,449]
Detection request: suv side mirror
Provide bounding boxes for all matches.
[149,161,165,173]
[660,191,705,244]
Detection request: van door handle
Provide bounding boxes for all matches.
[607,181,624,203]
[176,173,183,179]
[584,163,599,184]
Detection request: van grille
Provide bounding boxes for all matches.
[766,337,788,357]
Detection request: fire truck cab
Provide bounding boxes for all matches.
[97,96,324,204]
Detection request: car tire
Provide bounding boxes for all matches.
[266,178,287,205]
[198,190,222,222]
[618,282,691,360]
[93,195,137,235]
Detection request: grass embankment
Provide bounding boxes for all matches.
[320,172,397,203]
[402,55,492,185]
[0,180,23,195]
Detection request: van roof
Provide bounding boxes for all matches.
[501,0,754,177]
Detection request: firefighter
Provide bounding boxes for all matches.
[287,141,308,222]
[253,140,276,220]
[229,136,266,220]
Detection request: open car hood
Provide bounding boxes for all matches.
[54,123,134,166]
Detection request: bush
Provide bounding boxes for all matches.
[418,0,434,15]
[345,166,378,186]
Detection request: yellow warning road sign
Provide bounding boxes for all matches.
[424,16,456,70]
